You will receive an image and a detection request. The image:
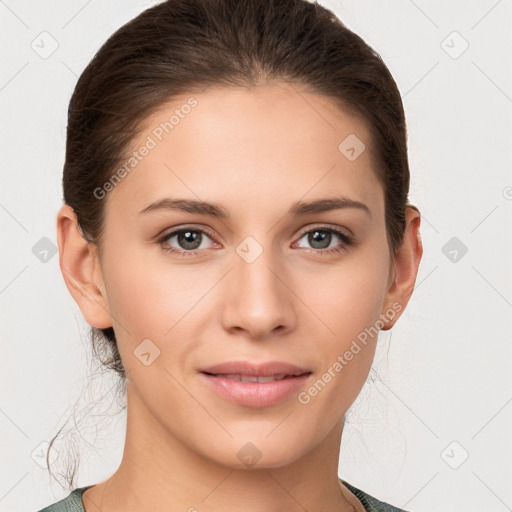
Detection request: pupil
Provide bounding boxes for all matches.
[179,231,201,249]
[310,230,330,249]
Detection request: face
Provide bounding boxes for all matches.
[94,82,400,468]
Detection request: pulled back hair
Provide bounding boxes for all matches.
[52,0,415,487]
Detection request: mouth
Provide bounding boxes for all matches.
[202,373,299,383]
[198,361,312,407]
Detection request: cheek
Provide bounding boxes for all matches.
[301,251,390,345]
[100,243,222,379]
[297,245,390,396]
[100,243,197,344]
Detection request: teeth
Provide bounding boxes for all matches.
[254,375,283,383]
[221,374,288,382]
[241,375,259,383]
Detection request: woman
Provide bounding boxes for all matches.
[38,0,422,510]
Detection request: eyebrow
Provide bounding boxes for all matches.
[138,196,371,218]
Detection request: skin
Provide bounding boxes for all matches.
[57,82,422,512]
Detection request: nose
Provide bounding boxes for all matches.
[220,242,297,340]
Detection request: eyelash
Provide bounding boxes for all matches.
[157,225,354,257]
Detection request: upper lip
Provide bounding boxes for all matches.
[200,361,311,377]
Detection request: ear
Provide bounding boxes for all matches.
[380,206,423,330]
[56,204,113,329]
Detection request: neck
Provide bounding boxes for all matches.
[82,382,358,512]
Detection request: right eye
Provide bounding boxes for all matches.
[158,227,218,257]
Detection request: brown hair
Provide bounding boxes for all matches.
[53,0,414,487]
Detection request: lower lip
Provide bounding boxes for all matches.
[199,372,311,407]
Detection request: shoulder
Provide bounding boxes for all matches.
[340,479,413,512]
[33,487,90,512]
[35,481,411,512]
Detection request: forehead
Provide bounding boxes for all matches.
[106,83,383,219]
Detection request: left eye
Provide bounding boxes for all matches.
[294,227,352,252]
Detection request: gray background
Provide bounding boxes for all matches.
[1,1,511,511]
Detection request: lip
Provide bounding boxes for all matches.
[200,360,310,377]
[199,361,312,407]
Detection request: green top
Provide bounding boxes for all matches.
[35,479,411,512]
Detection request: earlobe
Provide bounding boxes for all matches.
[380,207,423,331]
[56,204,113,329]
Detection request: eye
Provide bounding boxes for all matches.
[294,226,354,255]
[157,225,354,257]
[158,227,217,257]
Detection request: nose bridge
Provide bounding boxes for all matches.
[237,236,279,293]
[222,234,294,336]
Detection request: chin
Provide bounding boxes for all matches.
[194,429,313,470]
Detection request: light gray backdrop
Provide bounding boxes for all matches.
[1,1,511,511]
